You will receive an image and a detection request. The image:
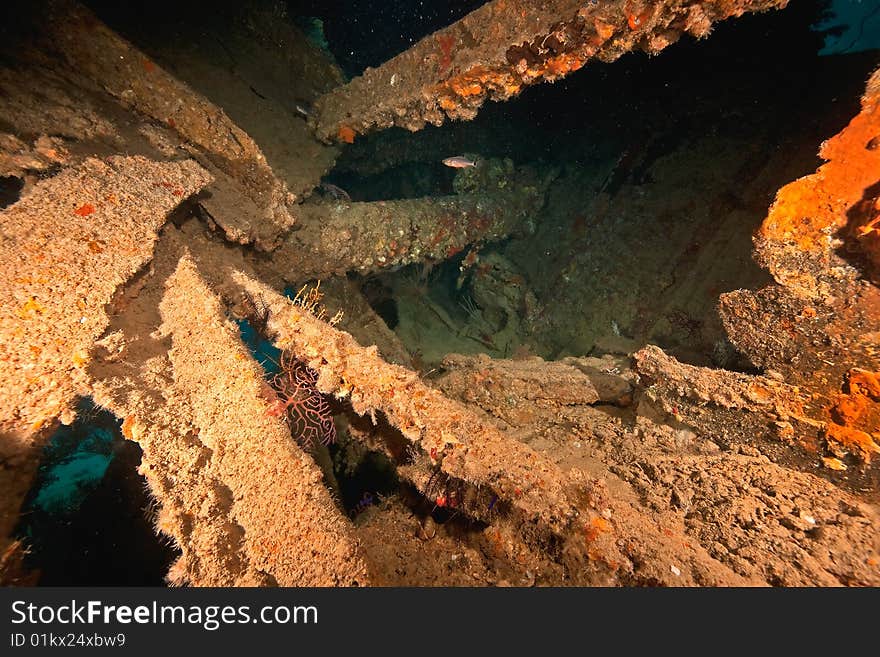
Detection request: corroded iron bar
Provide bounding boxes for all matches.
[271,193,538,281]
[312,0,788,142]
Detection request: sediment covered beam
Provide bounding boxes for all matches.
[0,155,211,565]
[0,156,210,439]
[634,345,804,413]
[35,0,299,249]
[272,194,533,280]
[88,233,368,586]
[312,0,788,142]
[439,352,635,415]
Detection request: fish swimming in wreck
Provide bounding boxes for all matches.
[293,100,312,119]
[442,155,477,168]
[319,181,351,202]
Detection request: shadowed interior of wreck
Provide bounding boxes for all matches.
[321,0,877,368]
[2,0,879,587]
[14,400,178,584]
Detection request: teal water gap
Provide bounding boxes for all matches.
[15,398,178,585]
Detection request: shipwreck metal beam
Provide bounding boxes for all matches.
[312,0,788,142]
[270,174,547,281]
[0,157,210,440]
[36,0,301,249]
[271,195,534,280]
[0,156,211,567]
[88,231,368,586]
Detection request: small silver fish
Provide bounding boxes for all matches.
[442,155,477,168]
[294,101,312,119]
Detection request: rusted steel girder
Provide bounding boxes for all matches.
[270,192,537,281]
[87,232,368,586]
[312,0,788,142]
[269,163,550,281]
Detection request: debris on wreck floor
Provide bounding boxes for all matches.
[0,0,878,587]
[434,349,879,586]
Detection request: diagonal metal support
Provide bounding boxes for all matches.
[312,0,788,142]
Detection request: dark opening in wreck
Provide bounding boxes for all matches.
[15,399,178,585]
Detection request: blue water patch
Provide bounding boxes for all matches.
[815,0,880,55]
[235,316,282,374]
[33,451,112,515]
[22,400,118,518]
